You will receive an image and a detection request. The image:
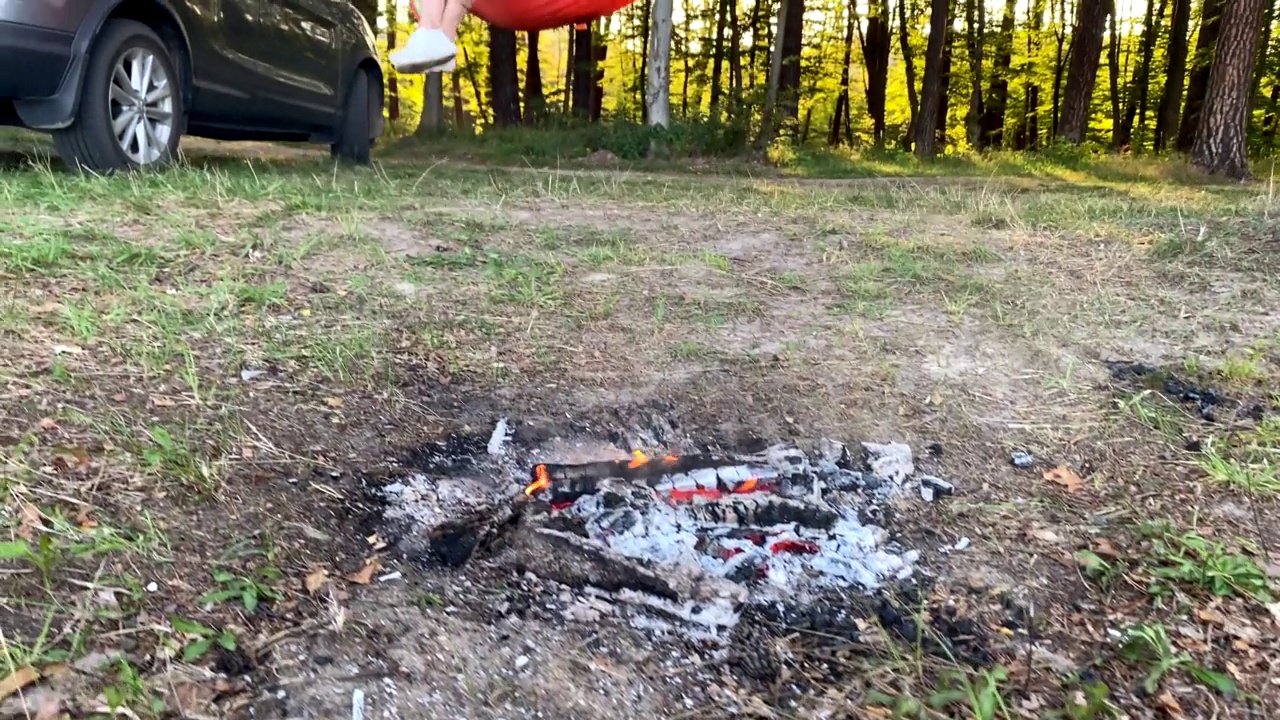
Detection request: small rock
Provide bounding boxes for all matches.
[240,368,267,382]
[816,438,849,467]
[862,442,914,484]
[145,581,158,593]
[514,655,530,670]
[953,537,970,551]
[919,475,955,502]
[1010,451,1035,468]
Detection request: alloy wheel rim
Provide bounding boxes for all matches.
[109,47,174,165]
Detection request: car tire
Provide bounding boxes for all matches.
[52,19,184,173]
[332,69,376,165]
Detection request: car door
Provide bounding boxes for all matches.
[174,0,264,124]
[243,0,344,127]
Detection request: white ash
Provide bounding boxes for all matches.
[487,418,511,457]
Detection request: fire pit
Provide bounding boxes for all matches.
[374,418,947,643]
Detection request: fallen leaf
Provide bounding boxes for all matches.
[323,397,344,409]
[150,395,176,408]
[74,506,98,530]
[1031,528,1064,544]
[304,568,329,594]
[1043,465,1085,493]
[0,665,40,701]
[1156,691,1184,717]
[37,418,58,431]
[1197,608,1227,625]
[1092,538,1122,559]
[110,392,128,402]
[345,559,380,585]
[15,502,42,540]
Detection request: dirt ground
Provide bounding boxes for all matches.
[2,137,1280,719]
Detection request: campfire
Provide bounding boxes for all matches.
[376,420,943,641]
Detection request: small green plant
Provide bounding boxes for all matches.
[1074,550,1126,595]
[171,616,238,663]
[927,666,1013,720]
[1139,522,1272,603]
[1120,623,1236,696]
[103,658,166,718]
[1197,439,1280,495]
[1054,674,1121,720]
[198,567,282,612]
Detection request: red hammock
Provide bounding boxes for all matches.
[414,0,633,33]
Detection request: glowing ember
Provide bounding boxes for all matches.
[525,465,550,496]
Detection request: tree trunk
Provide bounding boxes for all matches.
[680,1,691,118]
[523,31,545,125]
[572,24,594,119]
[1249,2,1274,117]
[1107,1,1122,136]
[1135,0,1169,145]
[747,0,764,90]
[1262,81,1280,145]
[488,26,521,127]
[639,0,652,120]
[710,0,730,119]
[778,0,805,123]
[647,0,675,154]
[865,0,892,145]
[1050,0,1068,136]
[386,0,400,122]
[1177,0,1227,150]
[1115,0,1166,149]
[1057,0,1110,143]
[829,2,857,145]
[1190,0,1269,178]
[901,0,921,148]
[979,0,1016,148]
[937,5,955,147]
[416,73,445,136]
[452,71,465,129]
[729,0,743,112]
[964,0,985,148]
[757,0,790,149]
[916,0,951,156]
[1154,0,1192,149]
[1016,0,1045,149]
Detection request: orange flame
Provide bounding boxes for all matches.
[628,449,649,468]
[525,464,551,496]
[734,478,760,494]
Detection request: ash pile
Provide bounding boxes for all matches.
[374,419,954,643]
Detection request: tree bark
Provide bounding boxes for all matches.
[1191,0,1269,178]
[572,24,594,119]
[647,0,675,154]
[416,73,445,136]
[386,0,400,122]
[778,0,806,123]
[728,0,743,111]
[488,26,521,127]
[709,0,730,119]
[898,0,921,150]
[1155,0,1192,149]
[639,0,652,120]
[865,0,892,145]
[1057,0,1111,143]
[979,0,1016,148]
[756,0,790,149]
[1107,1,1122,136]
[937,5,955,146]
[524,31,545,125]
[915,0,951,156]
[1177,0,1227,150]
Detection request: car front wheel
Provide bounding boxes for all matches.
[53,19,183,173]
[332,69,377,165]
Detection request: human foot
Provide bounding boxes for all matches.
[390,27,457,74]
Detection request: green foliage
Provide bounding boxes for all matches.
[1138,521,1272,603]
[1120,623,1237,696]
[198,567,283,612]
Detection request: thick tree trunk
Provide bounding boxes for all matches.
[1191,0,1269,178]
[647,0,675,154]
[915,0,951,156]
[416,74,445,136]
[1177,0,1227,150]
[897,0,920,150]
[1155,0,1192,149]
[1057,0,1111,143]
[709,0,730,119]
[964,0,985,147]
[572,24,594,119]
[523,31,545,125]
[488,26,521,127]
[979,0,1016,148]
[865,0,892,145]
[778,0,805,123]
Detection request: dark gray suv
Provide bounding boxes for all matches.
[1,0,385,172]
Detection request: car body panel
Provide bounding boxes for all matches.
[1,0,382,146]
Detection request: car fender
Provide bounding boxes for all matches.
[14,0,193,130]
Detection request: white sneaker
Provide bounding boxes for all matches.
[431,58,457,73]
[390,27,457,74]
